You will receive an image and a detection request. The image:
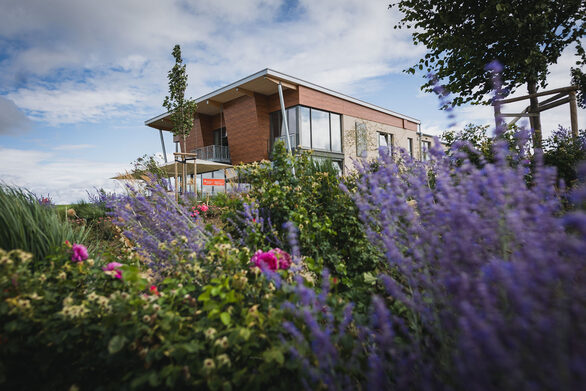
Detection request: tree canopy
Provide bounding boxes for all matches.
[392,0,585,105]
[163,45,197,145]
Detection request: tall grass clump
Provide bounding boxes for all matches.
[0,184,88,260]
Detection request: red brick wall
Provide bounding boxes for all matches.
[178,84,418,159]
[255,93,271,159]
[299,86,416,130]
[224,95,267,164]
[266,88,300,112]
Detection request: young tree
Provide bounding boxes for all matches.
[391,0,586,148]
[163,44,197,152]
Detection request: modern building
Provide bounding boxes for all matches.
[145,69,434,193]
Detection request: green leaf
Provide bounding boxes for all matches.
[262,347,285,365]
[220,312,231,326]
[108,335,127,354]
[363,272,377,285]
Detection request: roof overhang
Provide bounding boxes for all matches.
[112,159,233,180]
[145,68,421,131]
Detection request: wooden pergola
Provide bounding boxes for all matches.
[494,85,580,140]
[113,156,233,200]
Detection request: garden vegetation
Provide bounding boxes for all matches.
[0,126,584,390]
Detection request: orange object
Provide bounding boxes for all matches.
[202,178,225,186]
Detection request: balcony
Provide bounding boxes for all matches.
[193,144,231,163]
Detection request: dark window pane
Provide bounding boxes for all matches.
[330,113,341,152]
[311,109,330,150]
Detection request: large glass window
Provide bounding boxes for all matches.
[271,105,343,153]
[299,106,311,148]
[330,113,342,152]
[270,107,297,150]
[311,109,330,150]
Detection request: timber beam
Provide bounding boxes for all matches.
[264,76,297,90]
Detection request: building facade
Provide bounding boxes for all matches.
[146,69,434,181]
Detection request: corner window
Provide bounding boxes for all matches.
[272,106,342,153]
[408,137,414,157]
[270,107,298,150]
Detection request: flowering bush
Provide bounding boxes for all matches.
[282,136,586,389]
[225,141,381,294]
[108,178,209,276]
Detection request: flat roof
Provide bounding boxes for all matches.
[146,68,421,130]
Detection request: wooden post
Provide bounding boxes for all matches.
[569,90,579,139]
[493,102,502,131]
[224,169,227,194]
[174,160,178,201]
[194,156,197,199]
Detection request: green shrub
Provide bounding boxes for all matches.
[0,184,88,261]
[0,235,300,390]
[225,142,381,302]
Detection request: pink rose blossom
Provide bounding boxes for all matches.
[71,244,88,262]
[198,204,209,212]
[103,262,123,279]
[250,248,291,271]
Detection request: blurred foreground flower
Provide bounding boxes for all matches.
[71,244,88,262]
[250,248,291,271]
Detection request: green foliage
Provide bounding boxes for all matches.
[571,66,586,109]
[440,123,523,166]
[392,0,586,105]
[228,142,381,301]
[0,239,299,390]
[131,154,169,182]
[543,126,586,187]
[162,45,197,141]
[0,184,88,261]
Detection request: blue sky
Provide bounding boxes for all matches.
[0,0,584,203]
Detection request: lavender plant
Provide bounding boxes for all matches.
[351,134,585,388]
[109,177,209,275]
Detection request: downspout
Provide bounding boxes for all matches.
[277,82,292,154]
[418,123,423,161]
[159,129,168,163]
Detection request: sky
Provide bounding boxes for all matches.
[0,0,584,203]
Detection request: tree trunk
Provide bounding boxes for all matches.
[527,81,542,150]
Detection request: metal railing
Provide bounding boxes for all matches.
[192,145,230,163]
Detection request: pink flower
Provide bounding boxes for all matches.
[102,262,123,279]
[250,248,291,271]
[198,204,209,212]
[71,244,88,262]
[149,285,160,296]
[273,248,292,270]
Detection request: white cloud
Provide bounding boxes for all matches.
[53,144,95,151]
[1,0,424,126]
[7,79,150,125]
[0,147,131,204]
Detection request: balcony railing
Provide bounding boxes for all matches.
[193,145,231,163]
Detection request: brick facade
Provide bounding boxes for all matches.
[174,78,421,167]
